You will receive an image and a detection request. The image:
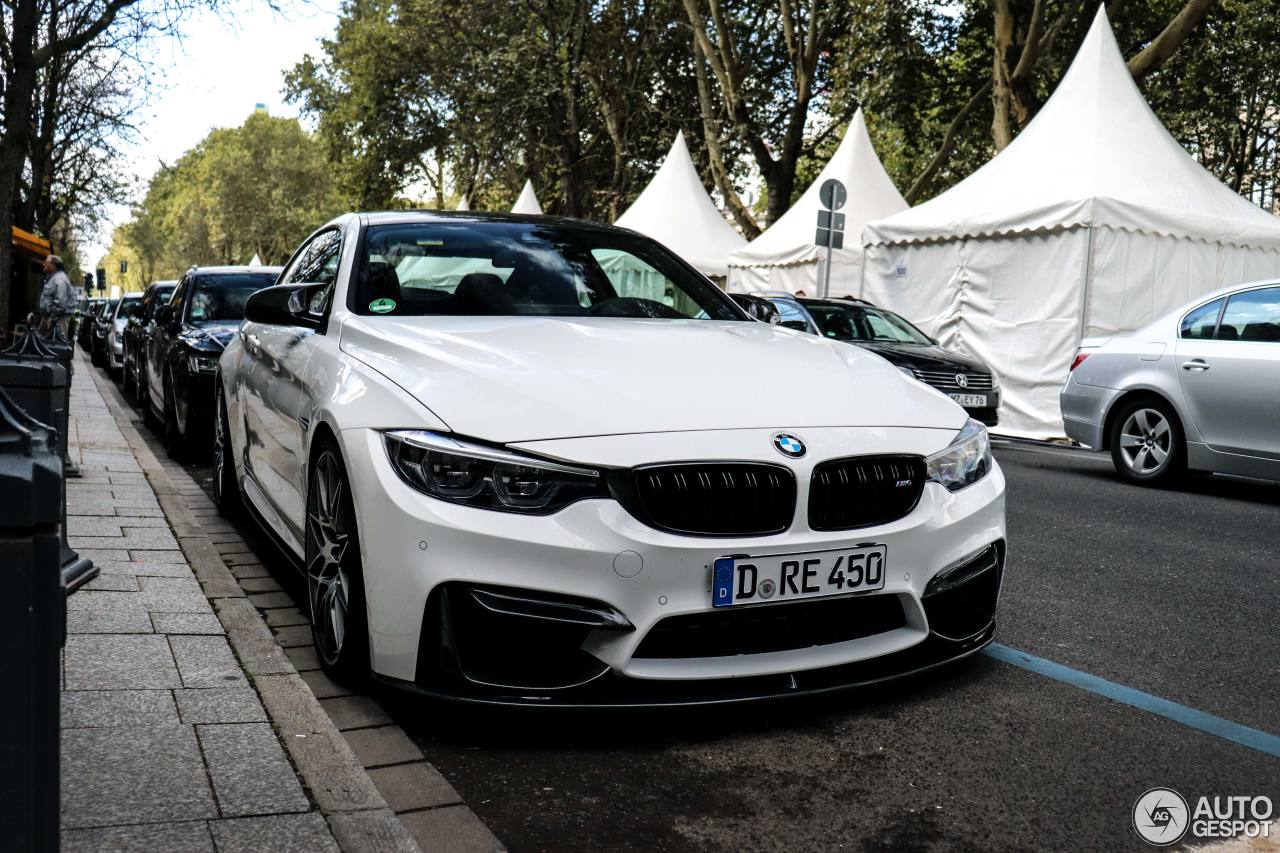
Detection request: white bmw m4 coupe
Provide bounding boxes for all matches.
[215,211,1007,705]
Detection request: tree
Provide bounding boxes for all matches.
[109,113,345,280]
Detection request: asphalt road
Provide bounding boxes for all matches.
[184,441,1280,851]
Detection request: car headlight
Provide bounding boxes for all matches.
[926,419,992,492]
[187,353,219,374]
[384,430,609,514]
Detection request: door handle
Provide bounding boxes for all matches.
[1181,359,1210,372]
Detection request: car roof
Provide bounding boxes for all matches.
[188,266,283,275]
[356,209,625,235]
[797,296,877,308]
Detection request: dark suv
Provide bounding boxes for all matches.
[143,266,281,457]
[765,293,1001,426]
[123,281,177,401]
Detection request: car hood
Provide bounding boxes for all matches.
[847,340,989,374]
[180,321,239,351]
[340,316,966,443]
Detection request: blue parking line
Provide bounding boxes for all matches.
[983,643,1280,759]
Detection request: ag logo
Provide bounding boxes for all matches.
[954,373,969,388]
[1133,788,1189,846]
[772,433,806,458]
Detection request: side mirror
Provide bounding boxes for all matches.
[244,284,325,329]
[157,306,174,325]
[779,319,809,332]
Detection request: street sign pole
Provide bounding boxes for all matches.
[815,179,847,299]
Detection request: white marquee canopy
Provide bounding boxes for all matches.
[860,7,1280,437]
[729,109,906,296]
[614,131,746,277]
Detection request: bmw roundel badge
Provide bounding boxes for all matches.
[772,433,806,458]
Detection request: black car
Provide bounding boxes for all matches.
[123,281,177,400]
[765,293,1001,426]
[144,266,282,457]
[75,297,103,347]
[89,297,119,367]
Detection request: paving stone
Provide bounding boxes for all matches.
[227,627,298,677]
[265,606,309,628]
[63,820,216,853]
[152,611,224,634]
[66,609,155,634]
[240,576,284,594]
[129,550,189,564]
[286,645,322,672]
[66,517,125,536]
[226,552,266,566]
[369,762,462,812]
[69,546,130,562]
[249,591,295,609]
[66,589,145,613]
[208,813,340,853]
[176,687,267,724]
[400,806,504,853]
[198,723,310,817]
[215,541,256,556]
[139,576,212,613]
[170,635,245,688]
[273,624,314,648]
[94,559,194,579]
[342,726,423,768]
[64,635,181,690]
[61,689,178,728]
[326,808,421,853]
[320,695,392,730]
[61,725,217,827]
[301,668,352,699]
[82,573,139,592]
[253,674,386,814]
[230,562,271,579]
[216,597,262,629]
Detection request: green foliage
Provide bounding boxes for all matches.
[107,113,344,280]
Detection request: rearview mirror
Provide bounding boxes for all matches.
[244,284,326,329]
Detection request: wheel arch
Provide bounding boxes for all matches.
[1100,388,1185,452]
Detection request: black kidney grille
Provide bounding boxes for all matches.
[628,463,796,536]
[809,455,926,531]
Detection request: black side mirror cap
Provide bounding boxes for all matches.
[244,284,325,329]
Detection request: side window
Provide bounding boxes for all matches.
[1179,298,1223,339]
[772,299,809,330]
[1218,287,1280,342]
[283,230,343,316]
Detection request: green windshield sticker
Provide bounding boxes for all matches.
[368,298,396,314]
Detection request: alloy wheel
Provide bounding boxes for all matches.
[1118,407,1171,475]
[307,451,353,666]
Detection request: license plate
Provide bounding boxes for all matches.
[712,545,887,608]
[949,393,987,407]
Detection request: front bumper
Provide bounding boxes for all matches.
[342,426,1007,703]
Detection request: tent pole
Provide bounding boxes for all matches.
[1078,225,1095,341]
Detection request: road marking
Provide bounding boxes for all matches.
[984,643,1280,759]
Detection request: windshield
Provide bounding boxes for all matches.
[352,220,742,320]
[99,299,119,319]
[187,274,277,324]
[117,298,143,320]
[801,301,933,345]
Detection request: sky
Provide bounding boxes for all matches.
[87,0,341,265]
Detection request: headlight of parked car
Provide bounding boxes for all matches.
[187,353,220,374]
[926,419,992,491]
[384,430,609,514]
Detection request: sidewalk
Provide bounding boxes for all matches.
[59,351,423,852]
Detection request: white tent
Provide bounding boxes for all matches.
[511,180,543,215]
[455,196,470,211]
[248,254,262,267]
[729,109,906,296]
[860,7,1280,438]
[614,131,746,277]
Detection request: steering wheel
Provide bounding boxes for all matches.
[588,297,684,319]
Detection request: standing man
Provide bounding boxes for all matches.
[38,254,77,337]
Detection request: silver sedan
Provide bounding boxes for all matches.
[1061,280,1280,485]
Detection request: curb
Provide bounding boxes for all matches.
[89,366,427,853]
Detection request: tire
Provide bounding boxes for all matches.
[122,359,134,396]
[213,384,241,516]
[305,441,370,684]
[1108,397,1186,486]
[163,373,186,460]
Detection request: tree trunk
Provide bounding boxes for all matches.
[691,44,759,237]
[1126,0,1217,80]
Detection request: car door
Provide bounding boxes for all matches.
[240,229,343,549]
[1175,285,1280,468]
[148,276,187,414]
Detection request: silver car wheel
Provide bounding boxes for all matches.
[1118,408,1171,474]
[306,451,351,665]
